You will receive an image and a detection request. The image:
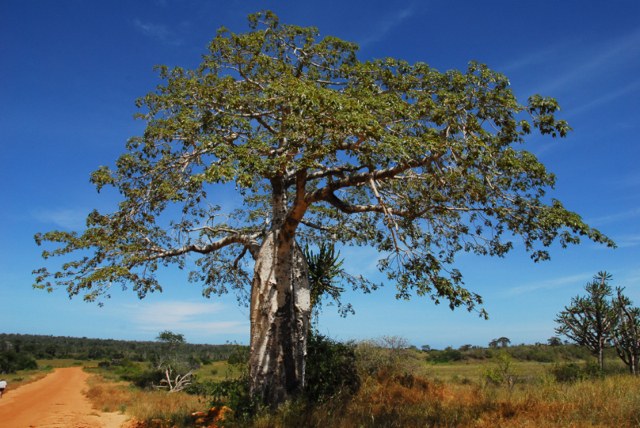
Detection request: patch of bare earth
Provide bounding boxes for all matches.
[0,366,129,427]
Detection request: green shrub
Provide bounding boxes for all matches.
[304,333,360,402]
[428,347,464,363]
[551,362,583,383]
[484,352,517,390]
[0,350,38,373]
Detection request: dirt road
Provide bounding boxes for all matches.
[0,367,129,428]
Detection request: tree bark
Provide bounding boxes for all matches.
[598,341,605,371]
[249,232,311,407]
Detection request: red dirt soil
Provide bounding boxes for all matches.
[0,367,129,428]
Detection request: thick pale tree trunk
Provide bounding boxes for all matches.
[249,231,311,407]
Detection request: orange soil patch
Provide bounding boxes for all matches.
[0,366,129,428]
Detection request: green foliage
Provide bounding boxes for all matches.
[0,349,38,373]
[304,243,355,318]
[104,358,160,388]
[156,331,186,346]
[549,360,612,383]
[34,10,613,320]
[484,351,516,389]
[0,333,236,363]
[612,288,640,374]
[226,343,250,367]
[427,346,464,363]
[550,362,584,383]
[556,272,618,370]
[304,333,360,402]
[189,355,256,421]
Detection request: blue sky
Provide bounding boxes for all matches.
[1,0,639,349]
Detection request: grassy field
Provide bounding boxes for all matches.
[75,354,640,427]
[192,359,244,382]
[13,352,635,427]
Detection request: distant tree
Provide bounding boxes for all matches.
[34,11,614,407]
[156,330,186,348]
[555,272,617,371]
[547,336,562,346]
[154,330,194,392]
[421,345,431,352]
[489,337,511,348]
[459,344,473,351]
[612,288,640,375]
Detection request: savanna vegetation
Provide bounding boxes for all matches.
[77,334,638,427]
[34,10,614,408]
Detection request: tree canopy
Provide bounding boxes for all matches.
[34,11,612,315]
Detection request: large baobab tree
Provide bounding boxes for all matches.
[35,11,613,406]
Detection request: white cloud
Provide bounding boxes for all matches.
[33,208,86,230]
[133,19,182,46]
[359,5,416,48]
[502,272,592,297]
[611,234,640,249]
[568,79,640,117]
[127,300,248,335]
[536,28,640,95]
[587,207,640,226]
[498,40,577,74]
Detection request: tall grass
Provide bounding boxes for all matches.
[242,372,640,427]
[233,345,640,428]
[85,375,204,427]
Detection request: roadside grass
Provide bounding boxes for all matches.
[85,374,204,427]
[35,358,89,368]
[1,365,52,390]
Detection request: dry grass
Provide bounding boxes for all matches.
[244,371,640,428]
[83,358,640,427]
[85,375,206,427]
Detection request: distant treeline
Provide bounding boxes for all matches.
[0,333,239,373]
[423,342,596,364]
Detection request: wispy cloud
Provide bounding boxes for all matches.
[567,79,640,117]
[127,300,248,335]
[587,207,640,226]
[536,28,640,95]
[498,41,577,74]
[502,272,592,297]
[610,172,640,190]
[33,208,86,230]
[133,19,182,46]
[611,234,640,249]
[359,5,417,48]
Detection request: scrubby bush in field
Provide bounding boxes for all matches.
[304,333,360,402]
[550,362,584,383]
[484,352,517,390]
[355,336,422,377]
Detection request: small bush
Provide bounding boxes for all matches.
[551,362,583,383]
[428,347,464,363]
[304,333,360,402]
[484,352,517,390]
